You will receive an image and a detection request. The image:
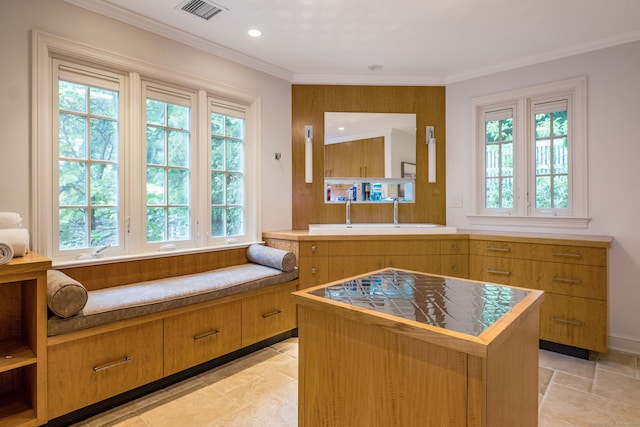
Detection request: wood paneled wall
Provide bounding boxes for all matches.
[292,85,446,230]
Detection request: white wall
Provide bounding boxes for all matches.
[446,41,640,353]
[0,0,292,234]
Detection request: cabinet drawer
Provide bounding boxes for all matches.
[328,241,386,256]
[440,254,469,278]
[300,242,328,257]
[299,256,328,288]
[539,293,607,353]
[441,239,469,255]
[531,261,607,300]
[532,245,607,266]
[242,282,298,346]
[469,255,531,288]
[384,240,440,255]
[164,300,242,376]
[470,240,523,259]
[47,320,163,419]
[328,255,385,282]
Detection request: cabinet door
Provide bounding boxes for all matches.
[48,320,164,419]
[164,300,242,376]
[440,254,468,278]
[328,255,385,282]
[299,256,329,289]
[242,282,298,347]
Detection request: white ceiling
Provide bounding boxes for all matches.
[66,0,640,84]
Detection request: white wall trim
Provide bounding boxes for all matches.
[608,335,640,356]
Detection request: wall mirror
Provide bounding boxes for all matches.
[324,112,416,203]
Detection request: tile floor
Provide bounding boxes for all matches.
[71,338,640,427]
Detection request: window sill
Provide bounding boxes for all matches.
[466,215,590,229]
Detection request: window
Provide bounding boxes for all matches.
[33,32,260,262]
[471,77,588,228]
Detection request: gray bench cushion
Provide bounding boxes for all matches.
[48,263,298,337]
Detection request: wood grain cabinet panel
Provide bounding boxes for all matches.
[163,301,242,376]
[328,255,384,282]
[539,293,607,352]
[299,256,328,289]
[387,255,441,275]
[531,261,607,300]
[440,254,469,278]
[47,320,163,419]
[241,282,298,347]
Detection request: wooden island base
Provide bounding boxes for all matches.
[293,268,544,427]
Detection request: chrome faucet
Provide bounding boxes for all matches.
[346,198,351,226]
[393,198,399,225]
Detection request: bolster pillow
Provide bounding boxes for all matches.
[246,244,296,272]
[47,270,88,318]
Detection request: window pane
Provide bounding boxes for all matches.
[168,130,189,167]
[168,207,189,240]
[501,142,513,177]
[554,175,569,208]
[90,163,118,205]
[226,139,243,171]
[146,207,165,242]
[59,113,87,159]
[146,126,166,165]
[168,169,189,205]
[536,176,551,208]
[502,177,513,208]
[90,207,118,246]
[59,81,87,113]
[225,116,244,139]
[226,173,243,205]
[553,137,568,174]
[485,178,500,208]
[211,137,224,170]
[146,167,166,205]
[90,118,118,161]
[59,208,87,249]
[535,113,550,138]
[211,207,224,237]
[485,144,499,177]
[226,206,243,236]
[211,113,224,136]
[89,87,118,118]
[168,104,189,130]
[59,160,87,205]
[146,99,166,126]
[553,110,568,136]
[536,140,551,176]
[485,120,499,143]
[501,118,513,141]
[211,172,224,204]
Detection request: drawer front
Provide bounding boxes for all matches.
[299,256,328,289]
[164,300,242,376]
[387,255,441,275]
[532,261,607,300]
[328,241,386,256]
[384,240,440,255]
[532,245,607,266]
[47,320,163,419]
[440,239,469,255]
[300,241,328,257]
[440,254,469,278]
[469,255,531,288]
[539,293,607,352]
[328,256,385,282]
[242,282,298,346]
[470,240,522,259]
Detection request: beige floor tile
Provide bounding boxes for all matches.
[539,349,596,380]
[597,350,639,378]
[539,366,554,395]
[593,368,640,408]
[222,370,296,410]
[551,371,593,393]
[539,382,640,426]
[213,394,297,427]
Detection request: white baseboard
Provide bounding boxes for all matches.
[608,335,640,355]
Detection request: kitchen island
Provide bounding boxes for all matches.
[292,268,544,427]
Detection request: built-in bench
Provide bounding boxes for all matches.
[45,244,299,423]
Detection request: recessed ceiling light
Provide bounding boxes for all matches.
[248,28,263,37]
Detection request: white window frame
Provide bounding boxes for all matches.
[469,77,589,229]
[32,31,262,264]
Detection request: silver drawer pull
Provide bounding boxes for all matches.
[262,309,282,318]
[311,268,317,274]
[552,277,582,284]
[486,269,510,276]
[551,316,583,326]
[311,245,317,252]
[194,329,221,340]
[93,356,131,372]
[486,247,510,252]
[552,252,582,258]
[452,244,459,251]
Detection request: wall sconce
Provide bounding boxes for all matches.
[427,126,436,183]
[304,125,313,183]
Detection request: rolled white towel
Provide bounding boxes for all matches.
[0,212,22,229]
[0,229,29,257]
[0,241,14,264]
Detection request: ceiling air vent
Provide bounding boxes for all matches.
[178,0,227,20]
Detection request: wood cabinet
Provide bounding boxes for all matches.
[47,320,164,420]
[324,137,384,178]
[164,300,242,376]
[0,252,50,427]
[469,238,609,353]
[242,281,298,347]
